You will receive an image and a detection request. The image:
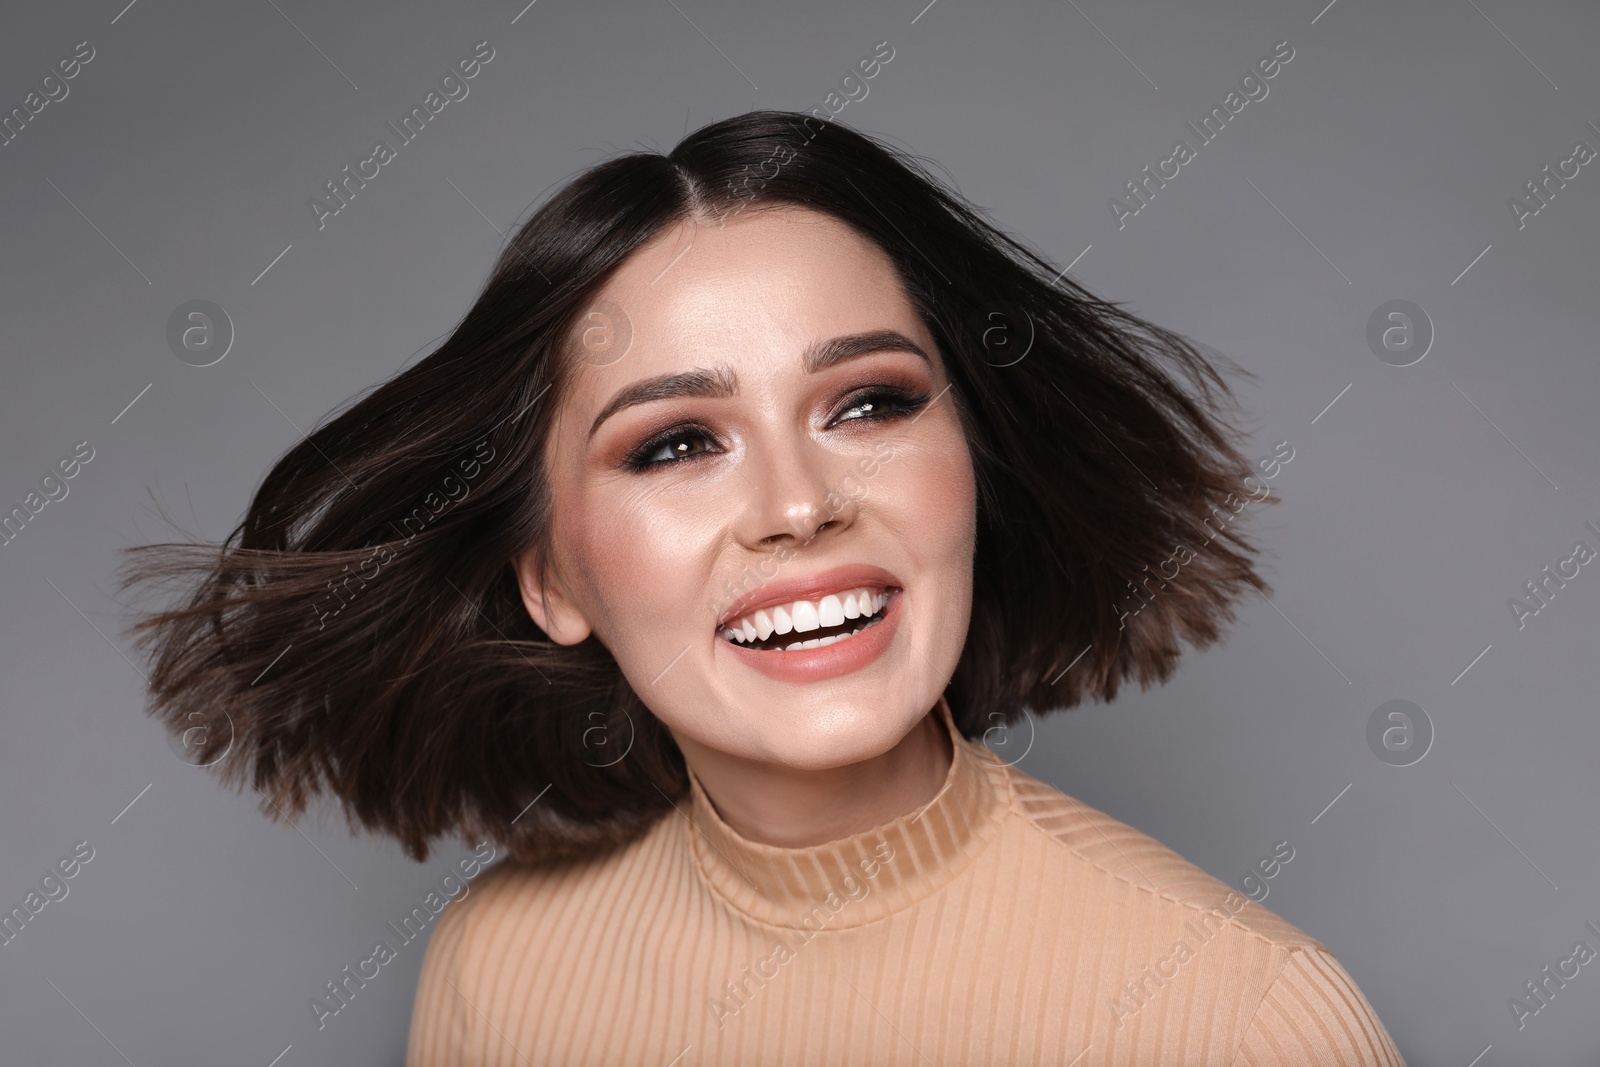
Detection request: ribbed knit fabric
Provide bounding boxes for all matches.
[406,697,1404,1066]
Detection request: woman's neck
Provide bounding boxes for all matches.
[674,706,955,849]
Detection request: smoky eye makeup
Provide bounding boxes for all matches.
[619,420,719,472]
[615,378,934,473]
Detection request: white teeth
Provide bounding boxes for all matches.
[783,633,849,651]
[790,600,820,633]
[722,586,892,646]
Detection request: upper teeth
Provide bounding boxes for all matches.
[721,588,889,644]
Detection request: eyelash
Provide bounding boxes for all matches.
[620,385,931,472]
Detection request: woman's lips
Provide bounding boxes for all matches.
[714,563,902,631]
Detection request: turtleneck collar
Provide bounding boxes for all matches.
[681,695,1012,930]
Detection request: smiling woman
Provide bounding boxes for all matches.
[119,110,1403,1065]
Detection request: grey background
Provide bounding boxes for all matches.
[2,0,1595,1062]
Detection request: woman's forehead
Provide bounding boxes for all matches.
[563,208,930,400]
[613,208,907,319]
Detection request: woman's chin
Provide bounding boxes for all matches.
[711,696,932,772]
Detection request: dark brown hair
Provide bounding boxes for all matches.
[121,110,1272,866]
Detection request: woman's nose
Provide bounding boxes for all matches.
[734,434,859,550]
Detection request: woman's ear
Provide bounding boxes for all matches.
[512,548,593,646]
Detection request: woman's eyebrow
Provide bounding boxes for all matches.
[803,329,930,373]
[586,330,930,440]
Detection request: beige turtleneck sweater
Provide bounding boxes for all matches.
[405,698,1404,1065]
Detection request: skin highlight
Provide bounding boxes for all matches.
[513,205,975,848]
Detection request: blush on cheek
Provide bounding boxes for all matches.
[911,440,978,544]
[573,493,703,652]
[876,433,980,649]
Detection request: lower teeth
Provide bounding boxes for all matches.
[775,614,880,652]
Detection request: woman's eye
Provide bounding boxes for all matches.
[833,386,929,425]
[623,429,718,471]
[621,387,928,472]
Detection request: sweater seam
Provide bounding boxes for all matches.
[1002,769,1325,956]
[1226,946,1295,1067]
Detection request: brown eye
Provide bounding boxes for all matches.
[832,386,930,426]
[622,427,719,472]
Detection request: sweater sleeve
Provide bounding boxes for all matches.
[404,888,480,1067]
[1228,946,1406,1067]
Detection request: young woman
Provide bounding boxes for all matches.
[124,110,1404,1065]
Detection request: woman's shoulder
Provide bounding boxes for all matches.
[988,756,1405,1064]
[405,818,679,1065]
[994,755,1319,949]
[451,810,680,921]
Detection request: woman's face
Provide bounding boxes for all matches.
[518,204,978,771]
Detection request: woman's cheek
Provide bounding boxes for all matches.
[913,435,978,545]
[597,489,721,634]
[872,445,976,574]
